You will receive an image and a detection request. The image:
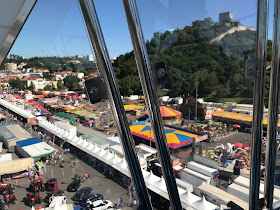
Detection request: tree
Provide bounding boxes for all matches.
[63,76,81,91]
[1,84,6,89]
[44,84,52,91]
[9,78,25,90]
[57,80,64,90]
[43,72,52,80]
[27,82,35,91]
[51,83,55,90]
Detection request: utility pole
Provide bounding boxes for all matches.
[195,76,199,121]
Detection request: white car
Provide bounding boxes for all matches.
[86,199,113,210]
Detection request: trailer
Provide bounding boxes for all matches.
[234,175,280,200]
[187,161,217,177]
[180,168,211,189]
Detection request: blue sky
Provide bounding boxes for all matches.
[9,0,273,58]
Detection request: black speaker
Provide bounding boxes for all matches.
[151,61,167,85]
[85,76,108,104]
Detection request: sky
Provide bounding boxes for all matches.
[9,0,274,58]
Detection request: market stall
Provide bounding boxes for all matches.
[16,137,55,161]
[123,104,143,116]
[0,157,33,175]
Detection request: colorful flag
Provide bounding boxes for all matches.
[28,166,33,182]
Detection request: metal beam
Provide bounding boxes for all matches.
[78,1,152,209]
[265,0,279,208]
[122,0,182,209]
[249,0,269,209]
[0,0,37,66]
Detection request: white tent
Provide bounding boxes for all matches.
[68,134,75,141]
[180,189,201,206]
[115,158,128,170]
[63,131,70,139]
[87,142,95,150]
[92,145,101,153]
[77,138,84,145]
[153,177,167,192]
[72,136,79,143]
[145,171,160,184]
[82,140,89,148]
[191,196,218,210]
[141,169,150,177]
[103,150,114,160]
[96,147,107,156]
[108,154,122,164]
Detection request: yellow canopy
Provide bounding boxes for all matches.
[124,105,143,111]
[213,111,280,126]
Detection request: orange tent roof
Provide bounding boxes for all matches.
[160,106,181,117]
[211,109,224,115]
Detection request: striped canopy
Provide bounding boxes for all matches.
[160,106,181,117]
[130,123,198,149]
[145,106,182,117]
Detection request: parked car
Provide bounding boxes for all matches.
[86,200,113,210]
[44,189,64,203]
[80,194,103,207]
[72,187,92,202]
[44,178,58,191]
[67,179,81,192]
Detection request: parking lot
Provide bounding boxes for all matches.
[5,141,136,210]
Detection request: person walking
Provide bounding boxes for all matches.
[87,172,90,180]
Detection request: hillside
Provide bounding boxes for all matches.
[113,17,259,99]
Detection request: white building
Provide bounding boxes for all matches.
[70,72,84,79]
[51,71,84,80]
[4,63,17,71]
[21,77,52,90]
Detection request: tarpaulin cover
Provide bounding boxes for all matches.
[0,157,33,175]
[17,137,42,147]
[0,126,17,142]
[55,112,77,121]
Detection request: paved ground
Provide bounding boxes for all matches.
[4,133,136,210]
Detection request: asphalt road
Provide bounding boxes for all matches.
[6,140,136,210]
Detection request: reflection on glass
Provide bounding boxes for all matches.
[1,0,280,209]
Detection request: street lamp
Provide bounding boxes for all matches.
[195,76,199,121]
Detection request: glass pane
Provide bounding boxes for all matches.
[0,1,134,209]
[134,0,267,209]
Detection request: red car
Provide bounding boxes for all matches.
[44,178,58,191]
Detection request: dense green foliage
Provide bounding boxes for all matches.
[63,75,82,91]
[27,81,35,91]
[8,78,25,90]
[113,17,259,100]
[44,84,52,91]
[2,56,97,76]
[57,80,64,91]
